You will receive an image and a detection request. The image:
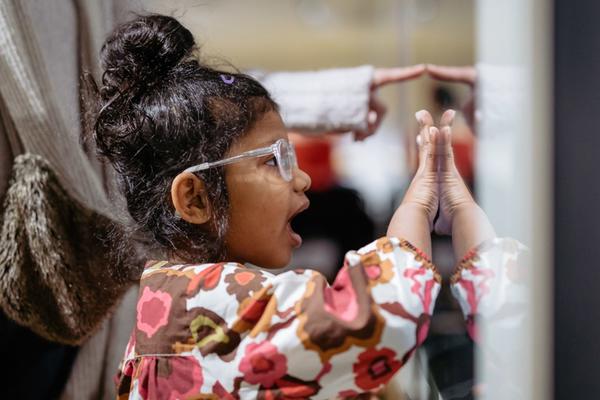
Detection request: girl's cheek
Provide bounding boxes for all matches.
[262,164,282,180]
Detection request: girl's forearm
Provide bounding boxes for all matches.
[451,204,496,261]
[387,203,432,257]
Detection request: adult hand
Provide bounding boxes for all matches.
[426,64,477,131]
[353,65,426,141]
[426,64,476,85]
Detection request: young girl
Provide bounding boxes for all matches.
[88,14,520,400]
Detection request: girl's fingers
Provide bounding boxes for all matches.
[427,127,439,173]
[415,110,456,173]
[416,128,430,173]
[415,110,433,173]
[438,126,455,172]
[437,109,456,172]
[415,109,434,126]
[440,109,456,128]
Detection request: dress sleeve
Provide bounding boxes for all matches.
[450,237,529,342]
[224,236,439,398]
[249,66,374,133]
[118,236,440,399]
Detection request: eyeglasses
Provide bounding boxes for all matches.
[183,138,298,182]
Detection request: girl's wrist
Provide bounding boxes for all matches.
[448,199,479,220]
[451,203,496,260]
[399,201,435,224]
[388,202,433,257]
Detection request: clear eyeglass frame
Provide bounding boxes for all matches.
[183,138,298,182]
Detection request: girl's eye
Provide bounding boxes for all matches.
[265,156,279,167]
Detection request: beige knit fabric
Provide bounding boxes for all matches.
[0,154,140,344]
[0,1,138,398]
[0,0,111,216]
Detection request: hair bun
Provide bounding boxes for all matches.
[99,15,195,99]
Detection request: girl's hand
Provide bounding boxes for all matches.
[400,109,440,230]
[387,108,439,255]
[434,109,477,236]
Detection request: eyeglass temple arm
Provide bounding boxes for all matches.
[183,146,274,174]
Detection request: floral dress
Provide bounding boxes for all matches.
[116,236,524,399]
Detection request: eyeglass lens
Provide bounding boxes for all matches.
[277,140,296,182]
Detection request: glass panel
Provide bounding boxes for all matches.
[135,1,552,398]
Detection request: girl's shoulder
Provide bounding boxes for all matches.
[139,260,281,286]
[142,259,240,274]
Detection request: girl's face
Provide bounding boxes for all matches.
[223,111,311,268]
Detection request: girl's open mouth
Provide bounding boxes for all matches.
[287,222,302,248]
[287,200,309,248]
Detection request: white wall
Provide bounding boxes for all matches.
[475,0,552,398]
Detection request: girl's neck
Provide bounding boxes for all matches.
[166,250,247,266]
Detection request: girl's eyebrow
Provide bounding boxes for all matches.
[254,137,280,148]
[232,139,276,157]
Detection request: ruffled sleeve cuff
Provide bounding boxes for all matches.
[450,237,528,341]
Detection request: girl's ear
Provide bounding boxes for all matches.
[170,172,212,225]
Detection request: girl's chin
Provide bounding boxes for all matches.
[249,250,292,270]
[240,227,301,269]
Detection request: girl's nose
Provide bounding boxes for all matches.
[293,167,311,193]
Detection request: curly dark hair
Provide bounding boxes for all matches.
[82,14,278,263]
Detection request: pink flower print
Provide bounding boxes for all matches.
[337,389,361,398]
[136,286,173,339]
[137,357,203,400]
[160,357,203,400]
[353,347,402,391]
[323,266,359,322]
[404,267,436,313]
[239,341,287,388]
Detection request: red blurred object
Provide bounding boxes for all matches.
[453,138,474,187]
[292,135,336,192]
